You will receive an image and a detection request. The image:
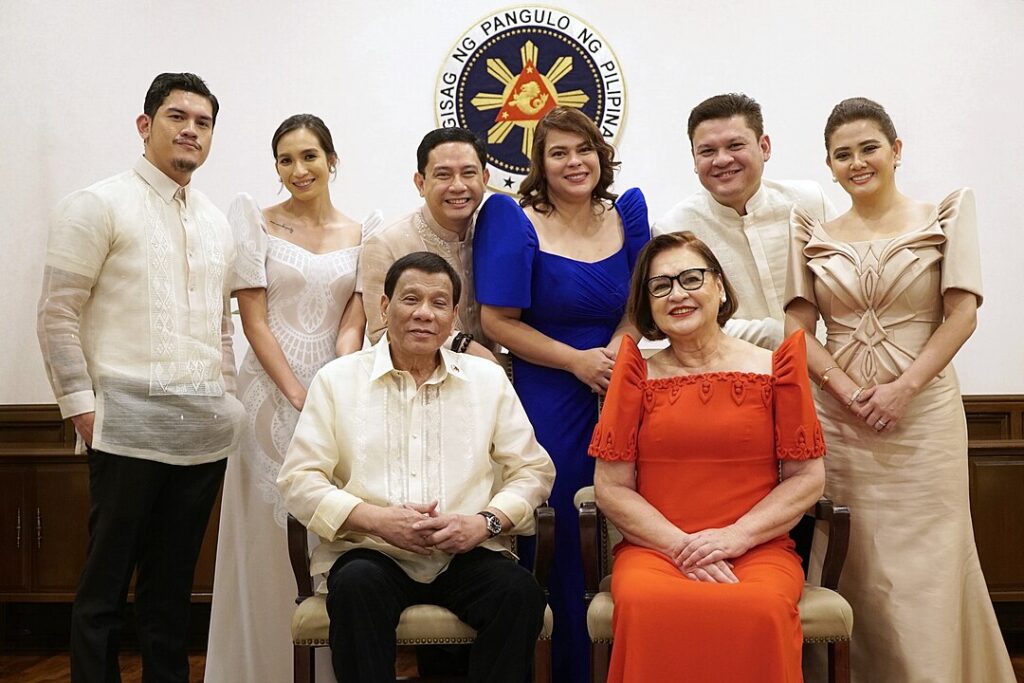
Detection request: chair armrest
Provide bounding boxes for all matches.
[812,498,851,591]
[532,503,555,590]
[287,514,314,604]
[579,500,602,604]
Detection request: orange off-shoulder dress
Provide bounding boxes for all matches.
[588,332,825,683]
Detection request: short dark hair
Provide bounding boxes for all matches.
[383,252,462,307]
[824,97,898,151]
[628,232,738,340]
[519,107,620,214]
[271,114,337,163]
[416,128,487,175]
[687,93,763,144]
[144,73,219,126]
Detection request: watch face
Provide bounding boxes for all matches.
[481,512,501,536]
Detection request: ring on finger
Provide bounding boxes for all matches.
[876,419,888,430]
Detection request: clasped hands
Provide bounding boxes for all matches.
[668,526,752,584]
[847,378,915,433]
[373,500,489,556]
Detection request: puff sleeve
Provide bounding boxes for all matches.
[772,332,826,461]
[228,193,268,292]
[615,188,652,271]
[473,194,538,308]
[588,336,647,461]
[784,206,819,311]
[937,188,983,306]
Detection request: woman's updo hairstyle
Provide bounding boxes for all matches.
[824,98,897,152]
[271,114,338,164]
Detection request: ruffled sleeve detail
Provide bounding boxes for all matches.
[360,209,386,242]
[472,194,538,308]
[772,332,826,461]
[228,193,268,292]
[588,336,646,461]
[784,206,820,311]
[937,188,983,307]
[615,188,652,270]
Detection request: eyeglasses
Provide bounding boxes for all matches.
[646,268,717,298]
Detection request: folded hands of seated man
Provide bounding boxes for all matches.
[361,502,441,556]
[412,508,491,554]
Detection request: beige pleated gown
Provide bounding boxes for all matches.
[786,188,1015,683]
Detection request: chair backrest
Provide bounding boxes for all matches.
[575,486,620,582]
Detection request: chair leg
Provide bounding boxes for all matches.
[294,644,316,683]
[533,638,552,683]
[590,642,610,683]
[827,640,850,683]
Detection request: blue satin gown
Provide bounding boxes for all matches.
[474,188,650,683]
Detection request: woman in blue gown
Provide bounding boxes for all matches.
[474,107,650,683]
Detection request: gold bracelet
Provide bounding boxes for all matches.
[845,386,864,408]
[818,365,840,389]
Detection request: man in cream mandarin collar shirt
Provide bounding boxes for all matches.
[653,93,836,348]
[36,73,243,682]
[358,127,497,358]
[279,252,554,682]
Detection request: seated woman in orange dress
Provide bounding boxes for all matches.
[589,231,826,682]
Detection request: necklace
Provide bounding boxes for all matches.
[268,219,294,233]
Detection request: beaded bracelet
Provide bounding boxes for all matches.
[451,332,474,354]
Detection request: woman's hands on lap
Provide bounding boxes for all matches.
[665,529,740,584]
[683,560,739,584]
[676,525,752,572]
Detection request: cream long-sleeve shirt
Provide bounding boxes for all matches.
[36,156,244,464]
[278,337,555,582]
[356,205,493,350]
[653,179,836,348]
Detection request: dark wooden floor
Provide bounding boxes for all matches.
[1,649,1022,682]
[0,650,424,682]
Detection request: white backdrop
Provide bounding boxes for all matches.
[3,0,1022,402]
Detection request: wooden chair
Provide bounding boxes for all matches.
[287,506,555,682]
[576,486,853,683]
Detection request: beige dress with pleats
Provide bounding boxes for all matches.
[786,188,1014,683]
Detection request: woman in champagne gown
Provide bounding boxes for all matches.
[206,115,382,683]
[785,97,1014,682]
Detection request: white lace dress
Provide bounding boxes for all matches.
[206,194,383,683]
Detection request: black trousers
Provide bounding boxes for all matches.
[326,547,545,683]
[70,448,225,683]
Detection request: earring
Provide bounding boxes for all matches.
[693,168,698,174]
[895,158,902,168]
[277,180,284,195]
[720,293,727,304]
[831,176,838,183]
[330,166,338,180]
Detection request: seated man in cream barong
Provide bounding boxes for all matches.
[654,93,836,348]
[278,251,555,683]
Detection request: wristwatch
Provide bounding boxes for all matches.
[477,511,502,537]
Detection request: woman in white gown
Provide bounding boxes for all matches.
[206,114,382,683]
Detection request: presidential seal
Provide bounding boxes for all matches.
[435,6,626,193]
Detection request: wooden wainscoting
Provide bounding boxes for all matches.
[0,405,220,603]
[1,399,1022,611]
